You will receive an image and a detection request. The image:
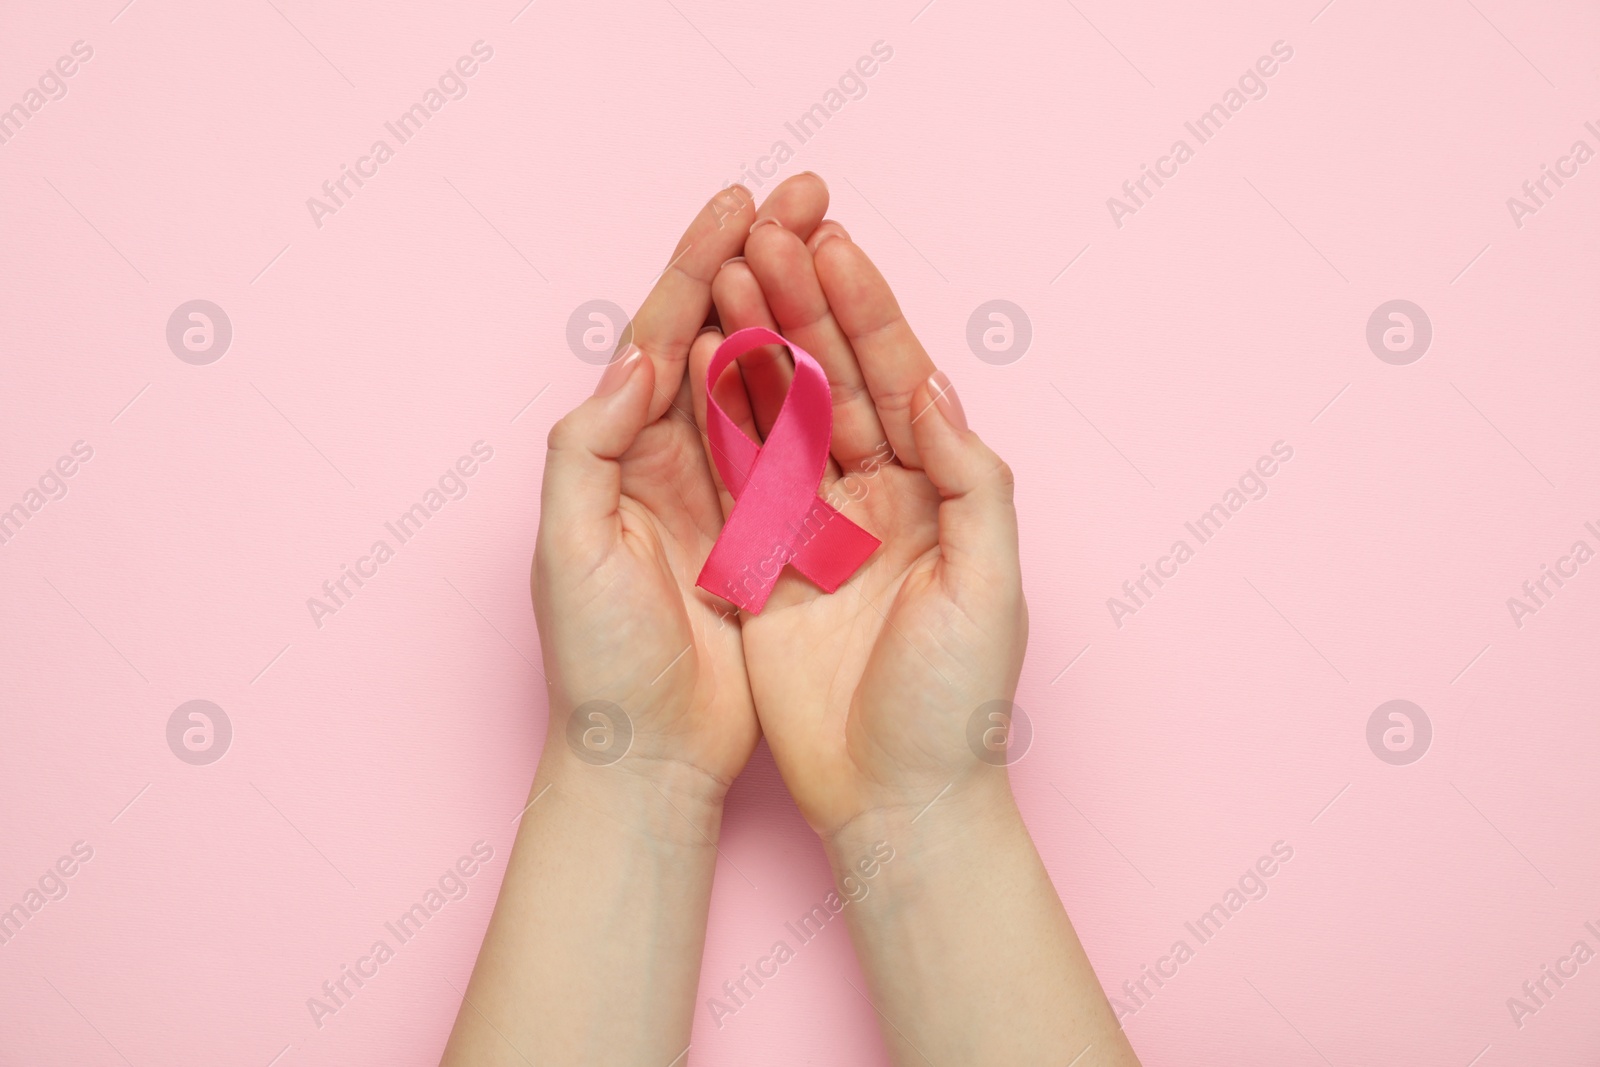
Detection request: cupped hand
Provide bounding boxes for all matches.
[688,209,1028,838]
[532,177,831,796]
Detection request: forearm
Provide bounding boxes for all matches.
[825,780,1140,1067]
[441,750,725,1066]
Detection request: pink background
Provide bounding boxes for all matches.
[3,0,1598,1063]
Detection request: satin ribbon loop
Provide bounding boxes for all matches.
[695,327,879,612]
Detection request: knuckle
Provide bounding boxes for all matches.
[989,457,1017,499]
[546,412,581,453]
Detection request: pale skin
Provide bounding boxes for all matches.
[440,174,1141,1066]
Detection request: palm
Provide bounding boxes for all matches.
[529,178,831,789]
[695,217,1027,837]
[535,395,756,783]
[744,461,1018,835]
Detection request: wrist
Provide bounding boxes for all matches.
[533,742,729,850]
[822,772,1022,889]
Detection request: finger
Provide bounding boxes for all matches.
[907,371,1020,591]
[813,233,938,469]
[806,219,848,255]
[688,327,755,519]
[710,261,843,488]
[540,349,655,573]
[744,221,888,471]
[629,185,758,421]
[753,171,829,241]
[711,258,792,439]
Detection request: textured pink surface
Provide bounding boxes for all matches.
[2,0,1598,1063]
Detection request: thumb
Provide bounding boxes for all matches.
[909,370,1021,591]
[539,346,654,564]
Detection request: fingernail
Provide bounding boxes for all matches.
[720,255,746,268]
[595,346,643,396]
[928,371,967,431]
[812,224,849,252]
[750,216,783,233]
[802,170,828,190]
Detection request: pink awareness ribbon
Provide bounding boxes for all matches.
[696,327,880,613]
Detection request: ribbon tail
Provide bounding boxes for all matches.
[787,503,880,593]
